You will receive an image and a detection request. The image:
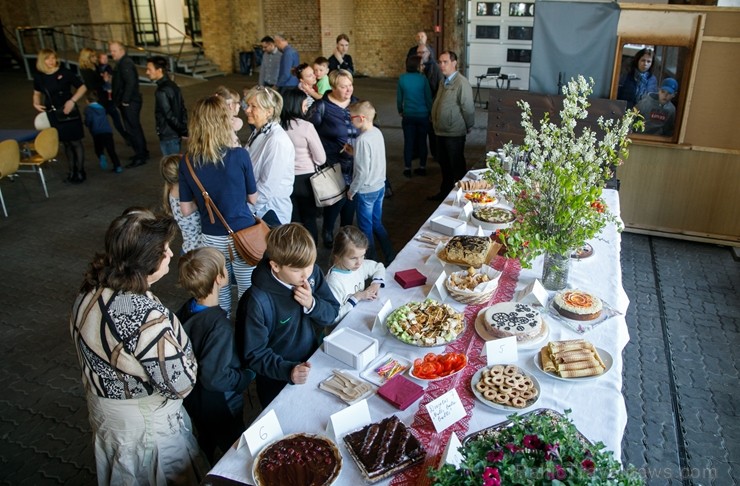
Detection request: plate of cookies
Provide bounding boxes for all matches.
[471,364,540,411]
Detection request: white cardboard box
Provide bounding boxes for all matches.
[323,328,379,369]
[430,215,467,236]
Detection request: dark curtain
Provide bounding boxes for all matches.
[529,1,620,97]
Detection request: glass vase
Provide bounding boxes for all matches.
[542,251,570,290]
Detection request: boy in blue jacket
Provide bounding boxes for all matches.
[176,247,256,463]
[236,223,340,407]
[84,90,122,173]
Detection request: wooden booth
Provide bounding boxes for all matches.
[488,5,740,247]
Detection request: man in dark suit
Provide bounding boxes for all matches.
[110,41,149,167]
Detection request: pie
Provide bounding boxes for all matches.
[473,207,515,224]
[552,290,603,321]
[253,434,342,486]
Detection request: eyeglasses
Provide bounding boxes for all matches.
[255,85,275,102]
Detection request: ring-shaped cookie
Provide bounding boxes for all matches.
[483,389,497,400]
[491,365,505,375]
[475,381,488,392]
[483,376,495,386]
[521,377,533,388]
[515,381,528,391]
[510,397,527,408]
[494,393,510,404]
[520,390,534,400]
[492,375,505,385]
[504,377,519,387]
[503,365,518,376]
[498,384,512,394]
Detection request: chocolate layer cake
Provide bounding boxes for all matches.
[553,290,603,321]
[343,415,426,482]
[254,434,341,486]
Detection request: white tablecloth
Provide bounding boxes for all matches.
[208,188,630,485]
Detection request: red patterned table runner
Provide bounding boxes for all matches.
[390,256,521,486]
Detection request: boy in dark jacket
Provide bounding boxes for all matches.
[84,90,122,172]
[177,247,256,463]
[236,224,340,407]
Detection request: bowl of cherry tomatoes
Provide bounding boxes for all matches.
[410,352,468,381]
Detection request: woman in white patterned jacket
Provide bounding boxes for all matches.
[70,208,205,485]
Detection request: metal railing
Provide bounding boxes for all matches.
[15,21,206,80]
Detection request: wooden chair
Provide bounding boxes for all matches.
[19,127,58,198]
[0,139,21,217]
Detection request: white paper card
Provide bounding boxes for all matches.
[427,271,449,302]
[515,279,549,308]
[238,409,283,454]
[476,225,485,236]
[482,336,518,365]
[326,398,371,439]
[371,299,393,336]
[427,389,466,433]
[425,242,446,270]
[440,432,464,468]
[458,202,473,221]
[454,188,464,206]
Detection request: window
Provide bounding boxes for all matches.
[476,25,501,39]
[477,2,502,16]
[509,3,535,17]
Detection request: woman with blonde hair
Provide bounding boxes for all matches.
[70,208,205,484]
[243,85,295,226]
[33,48,87,183]
[213,85,244,146]
[307,69,358,248]
[179,95,258,315]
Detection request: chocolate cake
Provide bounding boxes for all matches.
[253,434,341,486]
[343,415,426,482]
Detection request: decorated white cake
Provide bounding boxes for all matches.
[553,290,603,321]
[483,302,545,342]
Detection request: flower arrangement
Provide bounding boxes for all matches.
[484,76,643,269]
[429,409,644,486]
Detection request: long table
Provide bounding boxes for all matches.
[207,188,630,485]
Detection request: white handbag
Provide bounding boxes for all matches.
[34,111,51,130]
[310,163,347,207]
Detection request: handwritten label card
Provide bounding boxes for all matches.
[440,432,464,468]
[458,202,473,222]
[482,336,518,365]
[327,398,371,440]
[426,389,466,433]
[371,299,393,336]
[515,279,549,308]
[427,271,449,303]
[238,409,283,455]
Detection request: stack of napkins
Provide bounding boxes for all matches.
[377,374,424,410]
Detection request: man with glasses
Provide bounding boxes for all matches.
[259,36,282,88]
[428,51,474,201]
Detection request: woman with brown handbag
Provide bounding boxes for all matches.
[179,95,258,315]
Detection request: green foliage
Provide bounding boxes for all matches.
[484,76,643,267]
[428,410,645,486]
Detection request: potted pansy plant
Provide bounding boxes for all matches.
[429,410,645,485]
[484,76,643,290]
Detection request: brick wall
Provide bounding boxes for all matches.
[264,0,322,63]
[200,0,261,75]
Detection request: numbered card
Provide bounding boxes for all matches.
[426,389,466,433]
[371,299,393,336]
[440,432,464,468]
[424,242,446,271]
[482,336,518,365]
[515,279,549,308]
[426,271,449,303]
[476,225,485,236]
[458,202,473,221]
[238,409,283,455]
[327,398,371,440]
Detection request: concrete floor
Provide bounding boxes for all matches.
[0,67,737,485]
